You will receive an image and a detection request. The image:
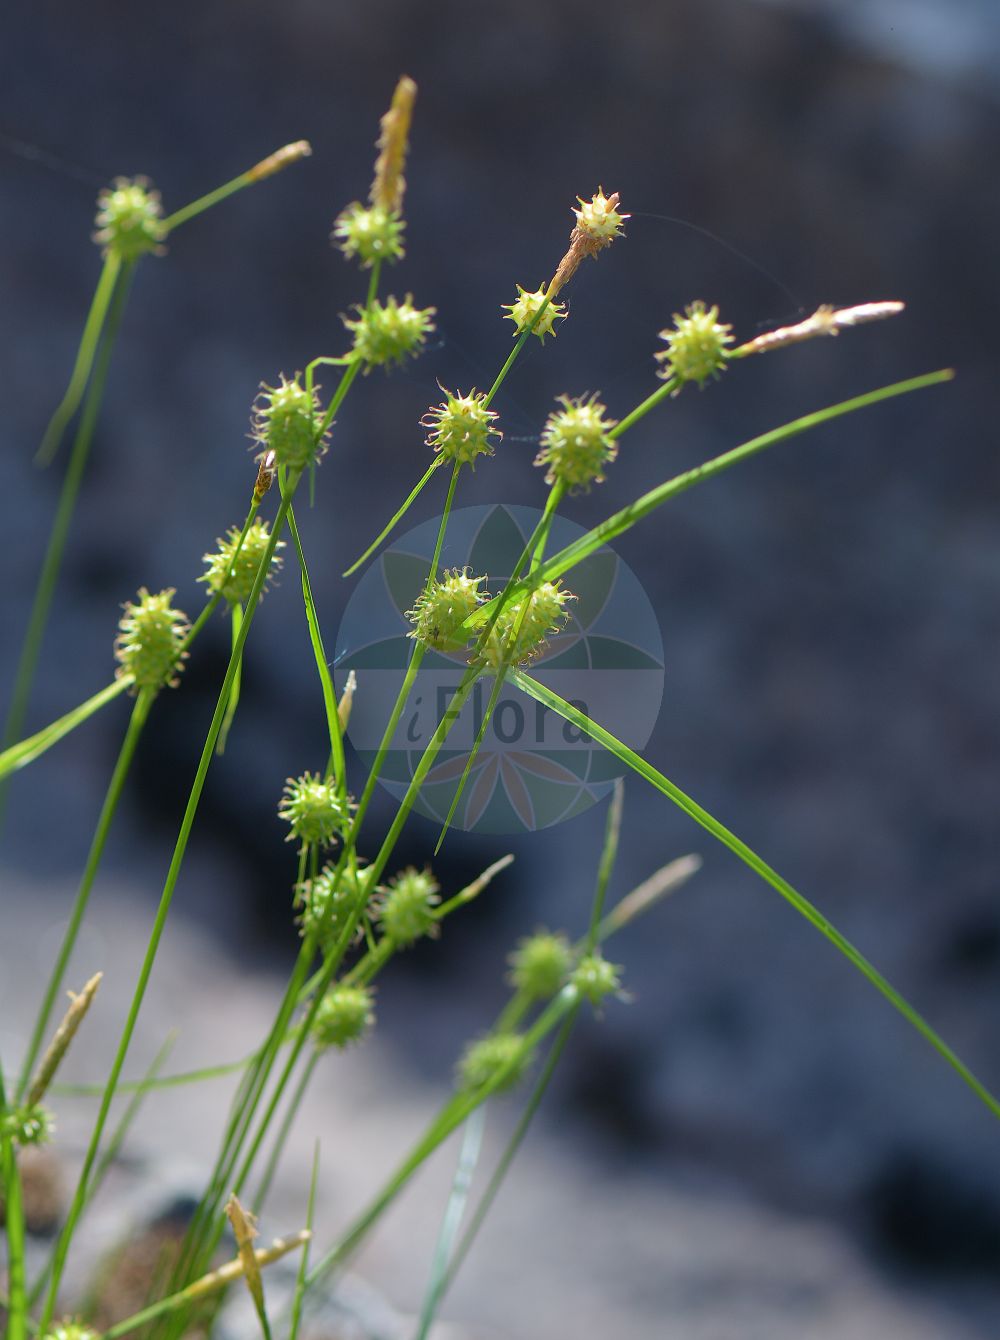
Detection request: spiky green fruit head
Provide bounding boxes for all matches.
[508,930,573,1000]
[114,588,190,693]
[296,863,376,951]
[2,1103,55,1147]
[343,294,436,372]
[331,201,406,268]
[571,952,623,1007]
[377,867,440,947]
[572,188,628,248]
[407,568,486,654]
[44,1322,99,1340]
[93,177,167,261]
[457,1032,534,1093]
[535,393,618,491]
[252,375,328,472]
[501,284,566,344]
[278,772,350,848]
[655,301,734,390]
[484,581,574,669]
[200,519,284,606]
[421,388,501,468]
[310,983,375,1050]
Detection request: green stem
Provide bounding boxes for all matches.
[286,507,347,791]
[16,688,154,1101]
[587,779,623,952]
[440,1010,578,1298]
[0,677,133,782]
[341,460,441,577]
[511,669,1000,1122]
[414,1110,485,1340]
[474,370,955,622]
[1,1063,28,1340]
[35,253,122,466]
[37,482,299,1335]
[0,262,135,831]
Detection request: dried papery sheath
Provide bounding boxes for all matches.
[734,301,906,357]
[371,75,417,213]
[224,1195,263,1314]
[184,1232,311,1303]
[26,973,102,1107]
[247,140,312,182]
[549,188,628,298]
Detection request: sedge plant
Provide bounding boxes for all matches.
[1,73,995,1340]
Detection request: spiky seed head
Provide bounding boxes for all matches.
[278,772,350,848]
[200,519,284,606]
[535,393,618,491]
[376,867,440,947]
[571,952,623,1007]
[251,375,328,472]
[508,930,573,1000]
[310,983,375,1050]
[572,188,629,249]
[43,1322,99,1340]
[331,202,406,268]
[655,301,734,390]
[407,569,487,654]
[2,1103,55,1147]
[484,581,574,669]
[93,177,167,261]
[501,284,566,343]
[114,588,190,692]
[457,1032,534,1092]
[421,389,501,468]
[296,863,376,951]
[343,294,435,373]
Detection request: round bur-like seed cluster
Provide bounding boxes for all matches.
[93,177,167,261]
[535,394,618,491]
[407,569,486,654]
[421,388,501,468]
[377,867,440,947]
[3,1103,55,1147]
[572,188,629,249]
[343,294,436,372]
[311,984,375,1050]
[201,519,284,606]
[44,1323,99,1340]
[655,301,734,389]
[508,930,572,1000]
[457,1033,533,1092]
[252,375,328,472]
[501,285,566,343]
[114,588,190,693]
[571,952,623,1006]
[331,202,405,268]
[297,864,375,950]
[278,772,350,848]
[485,581,574,669]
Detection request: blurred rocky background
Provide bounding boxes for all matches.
[2,0,999,1335]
